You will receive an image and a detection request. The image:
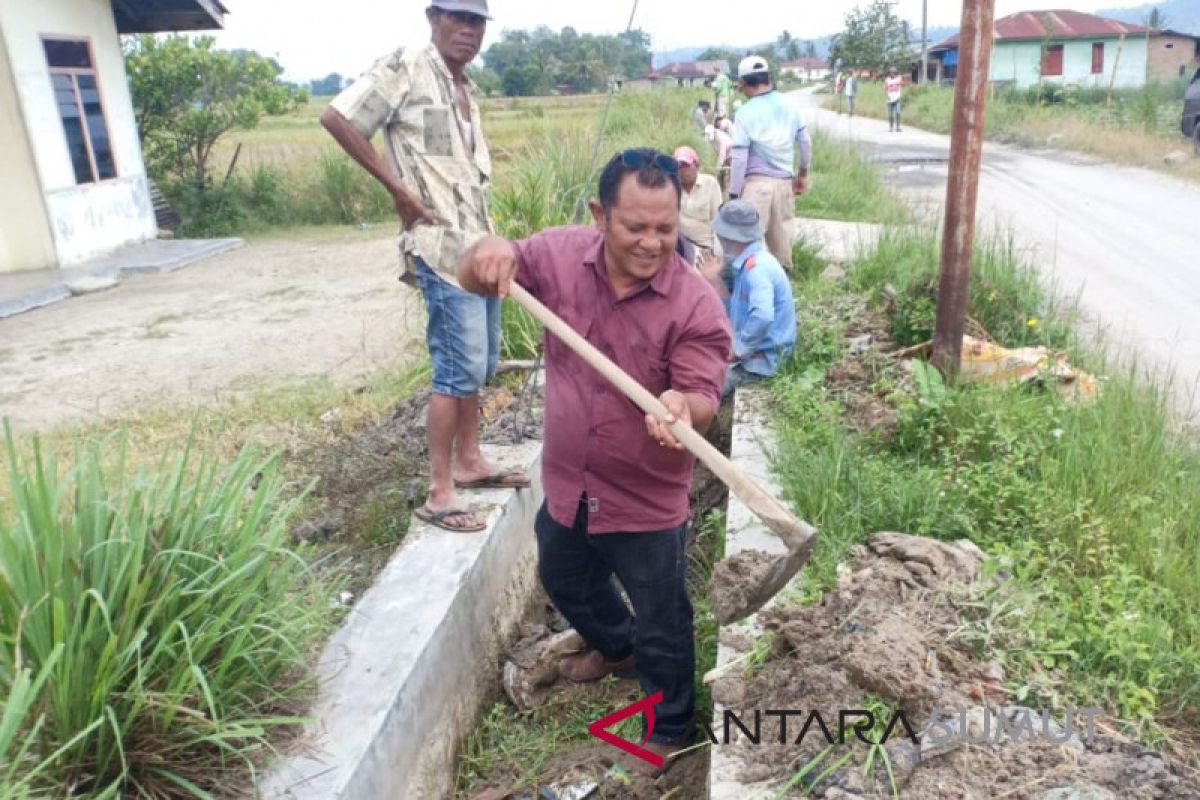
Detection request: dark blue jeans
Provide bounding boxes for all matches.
[535,499,695,744]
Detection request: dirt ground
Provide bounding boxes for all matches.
[0,226,424,432]
[709,537,1200,799]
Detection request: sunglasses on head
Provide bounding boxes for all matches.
[618,149,679,175]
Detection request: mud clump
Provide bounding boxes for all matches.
[709,549,780,625]
[290,383,542,596]
[713,533,1200,799]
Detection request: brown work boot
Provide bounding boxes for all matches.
[624,740,685,777]
[558,649,635,683]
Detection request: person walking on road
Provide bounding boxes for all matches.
[456,148,732,776]
[728,55,813,271]
[320,0,528,533]
[844,69,858,116]
[885,67,904,132]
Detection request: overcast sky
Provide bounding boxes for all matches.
[210,0,1125,82]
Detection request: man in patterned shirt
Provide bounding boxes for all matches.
[321,0,528,533]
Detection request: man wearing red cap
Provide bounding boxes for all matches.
[321,1,530,533]
[673,145,722,256]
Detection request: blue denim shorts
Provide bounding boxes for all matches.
[413,257,501,398]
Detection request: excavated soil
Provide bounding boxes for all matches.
[290,379,543,597]
[710,543,1200,799]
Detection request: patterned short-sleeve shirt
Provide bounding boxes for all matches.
[330,42,493,284]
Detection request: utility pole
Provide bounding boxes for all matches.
[920,0,929,83]
[931,0,996,376]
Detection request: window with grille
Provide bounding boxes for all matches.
[43,38,117,184]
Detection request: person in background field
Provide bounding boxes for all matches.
[844,69,858,116]
[712,69,734,117]
[834,70,846,113]
[674,145,722,255]
[697,201,796,398]
[320,0,529,533]
[692,99,711,131]
[456,148,731,776]
[729,55,812,271]
[885,67,904,132]
[705,119,734,196]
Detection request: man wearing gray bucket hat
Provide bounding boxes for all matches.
[704,200,797,397]
[321,0,530,534]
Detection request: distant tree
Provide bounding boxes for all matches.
[828,1,917,74]
[1147,7,1168,30]
[124,35,307,188]
[310,72,344,96]
[482,26,652,96]
[777,30,802,62]
[467,64,501,96]
[804,40,819,59]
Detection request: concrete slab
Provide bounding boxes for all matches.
[710,386,805,800]
[0,237,242,319]
[258,439,545,800]
[795,217,886,265]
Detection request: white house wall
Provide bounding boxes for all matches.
[0,0,155,267]
[990,37,1149,89]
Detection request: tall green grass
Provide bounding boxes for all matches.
[492,90,707,359]
[771,226,1200,734]
[0,429,336,797]
[796,130,910,224]
[167,151,394,237]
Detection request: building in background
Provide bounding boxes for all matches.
[928,9,1199,88]
[0,0,226,274]
[780,57,829,82]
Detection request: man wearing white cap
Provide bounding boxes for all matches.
[729,56,812,271]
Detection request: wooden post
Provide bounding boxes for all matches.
[931,0,997,377]
[1107,33,1125,109]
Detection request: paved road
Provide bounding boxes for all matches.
[794,88,1200,419]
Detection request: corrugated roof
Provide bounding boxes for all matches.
[931,9,1148,51]
[651,60,730,79]
[782,58,828,69]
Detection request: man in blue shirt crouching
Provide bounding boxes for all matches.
[700,200,797,398]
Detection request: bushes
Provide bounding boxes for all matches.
[165,150,393,236]
[0,430,335,797]
[772,226,1200,733]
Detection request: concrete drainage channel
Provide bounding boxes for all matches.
[258,438,544,799]
[257,385,782,800]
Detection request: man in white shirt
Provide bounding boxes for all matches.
[884,68,904,132]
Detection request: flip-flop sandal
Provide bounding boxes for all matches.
[414,505,487,532]
[453,469,531,490]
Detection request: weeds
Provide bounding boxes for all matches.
[771,222,1200,739]
[0,427,337,797]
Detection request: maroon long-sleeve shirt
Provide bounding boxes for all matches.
[513,226,731,533]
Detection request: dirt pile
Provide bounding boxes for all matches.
[289,381,543,594]
[710,532,1200,799]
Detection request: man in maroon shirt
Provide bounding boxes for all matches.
[458,149,731,772]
